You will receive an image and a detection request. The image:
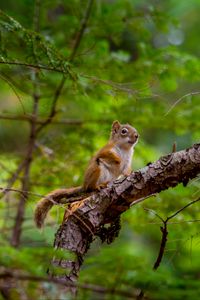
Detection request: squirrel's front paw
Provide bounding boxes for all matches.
[96,182,108,191]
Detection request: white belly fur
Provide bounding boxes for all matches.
[97,164,115,185]
[114,146,133,174]
[97,146,133,185]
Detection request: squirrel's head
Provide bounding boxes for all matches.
[111,120,139,149]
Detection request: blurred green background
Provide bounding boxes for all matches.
[0,0,200,299]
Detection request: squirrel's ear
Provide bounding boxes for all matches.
[112,120,121,133]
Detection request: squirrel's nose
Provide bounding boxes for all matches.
[135,133,139,139]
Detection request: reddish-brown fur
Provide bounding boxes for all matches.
[83,121,138,190]
[34,120,139,227]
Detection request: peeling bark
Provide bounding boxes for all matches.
[52,143,200,285]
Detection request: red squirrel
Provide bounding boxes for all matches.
[34,121,139,228]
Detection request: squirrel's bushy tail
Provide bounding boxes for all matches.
[34,187,83,228]
[34,196,54,228]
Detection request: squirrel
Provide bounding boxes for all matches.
[34,120,139,228]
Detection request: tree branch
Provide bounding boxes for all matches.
[50,143,200,283]
[35,76,66,133]
[166,197,200,221]
[153,223,168,270]
[0,60,69,74]
[165,91,200,116]
[69,0,94,61]
[36,0,94,133]
[10,3,42,247]
[0,113,84,125]
[150,196,200,270]
[0,271,138,299]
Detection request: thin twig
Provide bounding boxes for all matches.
[0,162,16,176]
[0,60,69,74]
[0,60,143,96]
[1,185,94,237]
[36,76,66,133]
[0,187,45,199]
[69,0,94,61]
[153,222,168,270]
[141,219,200,226]
[148,197,200,270]
[5,159,27,191]
[131,194,156,206]
[0,73,25,114]
[143,208,165,223]
[166,197,200,221]
[82,74,140,95]
[0,186,92,205]
[165,91,200,116]
[36,0,95,133]
[0,113,83,125]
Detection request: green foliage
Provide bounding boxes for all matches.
[0,0,200,299]
[0,9,73,75]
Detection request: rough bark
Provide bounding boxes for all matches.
[51,143,200,285]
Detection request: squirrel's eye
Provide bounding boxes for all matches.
[121,128,128,135]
